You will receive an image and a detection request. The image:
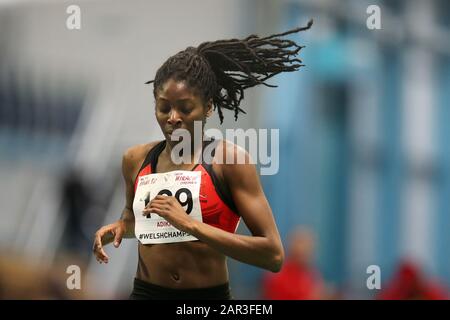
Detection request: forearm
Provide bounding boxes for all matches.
[189,220,284,272]
[120,208,135,238]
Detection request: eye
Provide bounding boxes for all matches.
[179,102,193,114]
[180,106,193,115]
[157,102,170,113]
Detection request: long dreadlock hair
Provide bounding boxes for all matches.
[146,20,313,124]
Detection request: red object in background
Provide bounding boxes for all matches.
[263,258,324,300]
[377,261,448,300]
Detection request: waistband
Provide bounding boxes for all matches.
[130,277,232,300]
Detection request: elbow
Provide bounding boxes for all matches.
[268,245,284,273]
[269,254,284,273]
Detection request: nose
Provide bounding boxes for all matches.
[167,109,182,126]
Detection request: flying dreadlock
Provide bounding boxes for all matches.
[146,19,313,124]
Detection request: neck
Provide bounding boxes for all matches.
[164,134,204,165]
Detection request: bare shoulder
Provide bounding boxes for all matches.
[122,141,162,179]
[213,139,261,194]
[214,139,253,167]
[123,141,158,163]
[213,139,255,181]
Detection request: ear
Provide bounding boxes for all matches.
[205,99,213,118]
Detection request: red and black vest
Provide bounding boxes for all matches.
[134,140,240,233]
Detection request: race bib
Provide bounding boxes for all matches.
[133,170,202,244]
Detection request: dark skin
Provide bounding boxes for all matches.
[93,78,284,288]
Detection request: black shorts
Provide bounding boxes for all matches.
[129,277,233,300]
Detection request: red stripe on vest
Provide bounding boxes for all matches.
[134,165,240,234]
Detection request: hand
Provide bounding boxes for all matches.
[143,195,193,233]
[92,220,126,264]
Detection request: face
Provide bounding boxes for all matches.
[155,78,212,143]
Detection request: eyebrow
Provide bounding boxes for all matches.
[156,97,194,103]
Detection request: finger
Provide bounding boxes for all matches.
[113,228,124,248]
[94,232,109,262]
[142,208,158,216]
[149,199,172,207]
[95,244,109,263]
[98,237,109,262]
[142,203,163,215]
[93,233,103,253]
[146,198,161,208]
[94,247,104,264]
[154,195,174,201]
[143,206,164,216]
[148,197,162,206]
[100,247,109,263]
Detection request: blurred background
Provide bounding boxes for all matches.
[0,0,449,299]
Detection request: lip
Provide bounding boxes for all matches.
[165,127,184,136]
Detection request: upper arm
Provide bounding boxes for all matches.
[220,141,281,241]
[122,147,138,212]
[122,142,160,213]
